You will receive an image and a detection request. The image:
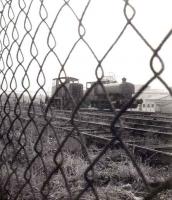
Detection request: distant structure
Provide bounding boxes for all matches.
[156,95,172,113]
[134,85,172,113]
[0,92,27,104]
[102,73,117,83]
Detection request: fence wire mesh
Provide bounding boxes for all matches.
[0,0,172,199]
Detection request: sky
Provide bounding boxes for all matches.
[0,0,172,96]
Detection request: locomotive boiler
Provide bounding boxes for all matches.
[86,78,141,109]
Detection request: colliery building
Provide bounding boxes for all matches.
[134,86,172,113]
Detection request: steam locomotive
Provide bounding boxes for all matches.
[49,77,142,110]
[85,77,142,109]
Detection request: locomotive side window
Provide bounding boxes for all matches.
[52,79,57,87]
[86,83,92,89]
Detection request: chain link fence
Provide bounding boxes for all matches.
[0,0,172,199]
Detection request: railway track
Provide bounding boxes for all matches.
[3,106,172,164]
[1,106,172,162]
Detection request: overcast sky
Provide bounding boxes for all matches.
[0,0,172,95]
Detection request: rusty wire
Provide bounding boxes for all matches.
[0,0,172,199]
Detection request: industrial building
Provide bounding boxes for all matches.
[156,95,172,113]
[134,85,172,113]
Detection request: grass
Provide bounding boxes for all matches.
[0,117,171,199]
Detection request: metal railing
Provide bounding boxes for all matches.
[0,0,172,199]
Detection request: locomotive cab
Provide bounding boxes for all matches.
[51,77,83,109]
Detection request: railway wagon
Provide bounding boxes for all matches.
[86,78,142,109]
[51,77,83,109]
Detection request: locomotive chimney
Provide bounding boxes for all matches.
[122,77,126,83]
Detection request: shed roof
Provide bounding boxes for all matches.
[138,93,167,100]
[158,95,172,101]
